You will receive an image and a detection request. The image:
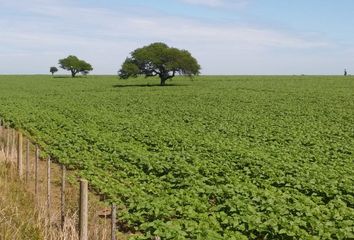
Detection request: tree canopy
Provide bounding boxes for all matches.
[118,42,201,85]
[58,55,93,78]
[49,66,58,76]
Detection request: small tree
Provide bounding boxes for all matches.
[58,55,93,78]
[50,66,58,76]
[118,42,201,86]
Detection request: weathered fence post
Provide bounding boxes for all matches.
[25,139,30,183]
[8,128,12,160]
[11,129,16,160]
[79,179,88,240]
[17,132,23,178]
[0,120,3,154]
[111,204,117,240]
[0,119,3,153]
[35,145,39,200]
[5,126,9,159]
[61,164,66,230]
[47,156,51,232]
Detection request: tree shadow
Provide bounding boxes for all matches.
[113,83,188,88]
[52,75,89,79]
[53,75,71,78]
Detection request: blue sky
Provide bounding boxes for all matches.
[0,0,353,75]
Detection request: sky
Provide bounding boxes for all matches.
[0,0,353,75]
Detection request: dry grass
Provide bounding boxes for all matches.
[0,164,83,239]
[0,127,117,240]
[0,161,44,240]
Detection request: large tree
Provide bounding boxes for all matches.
[118,42,201,86]
[58,55,93,78]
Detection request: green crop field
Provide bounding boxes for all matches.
[0,75,353,239]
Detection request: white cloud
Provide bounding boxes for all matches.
[179,0,249,8]
[180,0,225,7]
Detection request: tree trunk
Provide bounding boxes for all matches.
[160,77,167,86]
[71,70,76,78]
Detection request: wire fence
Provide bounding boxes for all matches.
[0,119,118,240]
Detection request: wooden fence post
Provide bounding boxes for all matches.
[47,156,51,231]
[61,164,66,230]
[0,119,3,153]
[5,127,9,159]
[79,179,88,240]
[11,129,16,160]
[17,132,23,178]
[8,128,11,160]
[35,146,39,200]
[0,120,3,154]
[25,139,30,183]
[111,204,117,240]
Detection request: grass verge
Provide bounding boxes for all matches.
[0,161,44,240]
